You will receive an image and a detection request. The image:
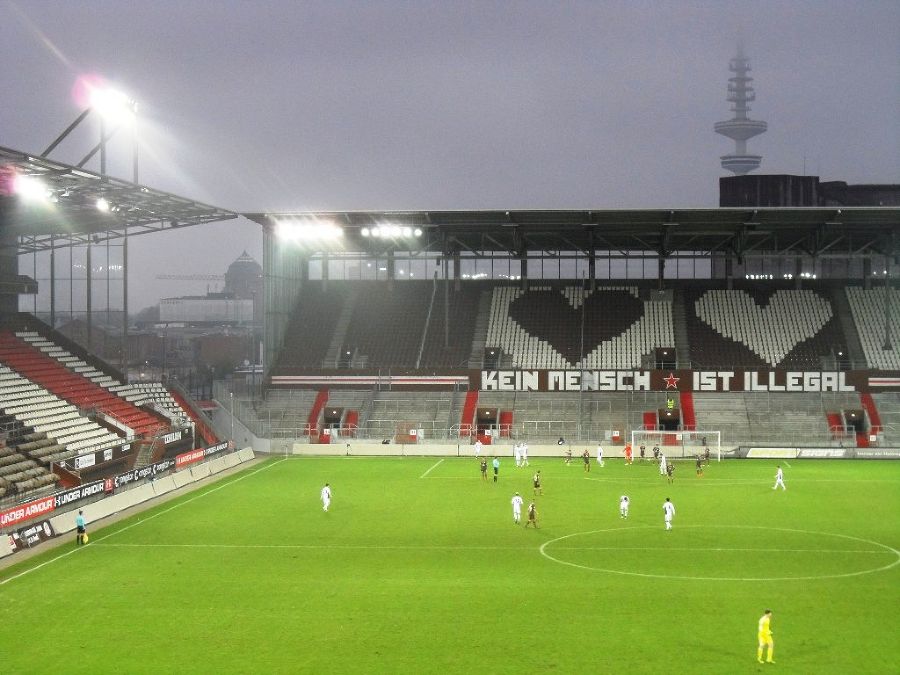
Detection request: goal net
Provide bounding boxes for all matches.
[629,430,721,462]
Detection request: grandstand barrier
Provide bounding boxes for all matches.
[207,456,229,475]
[6,447,255,556]
[151,475,178,496]
[0,533,16,558]
[285,442,676,458]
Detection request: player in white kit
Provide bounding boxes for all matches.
[773,465,786,490]
[521,442,529,467]
[659,454,667,476]
[321,483,332,512]
[619,495,629,519]
[514,443,522,468]
[596,444,605,467]
[663,497,675,530]
[474,439,483,458]
[511,492,524,524]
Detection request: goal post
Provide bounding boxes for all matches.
[629,430,721,462]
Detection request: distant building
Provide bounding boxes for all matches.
[720,174,900,207]
[159,252,262,324]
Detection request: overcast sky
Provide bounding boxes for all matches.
[2,0,898,310]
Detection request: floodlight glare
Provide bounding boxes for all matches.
[361,227,370,237]
[96,197,110,212]
[371,227,381,238]
[401,227,412,237]
[89,86,137,125]
[13,174,52,202]
[414,228,423,237]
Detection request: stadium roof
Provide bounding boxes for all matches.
[245,207,900,259]
[0,145,238,253]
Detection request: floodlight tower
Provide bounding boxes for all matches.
[714,45,767,175]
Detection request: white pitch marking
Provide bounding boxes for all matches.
[0,458,289,587]
[539,525,900,582]
[783,461,792,468]
[420,459,444,478]
[552,546,885,554]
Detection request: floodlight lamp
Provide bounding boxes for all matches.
[96,197,110,212]
[89,86,137,125]
[414,228,423,237]
[361,228,370,237]
[13,174,52,202]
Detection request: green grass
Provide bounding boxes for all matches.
[2,457,899,674]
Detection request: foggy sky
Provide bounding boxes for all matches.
[2,0,898,311]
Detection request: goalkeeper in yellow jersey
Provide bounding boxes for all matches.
[757,609,775,664]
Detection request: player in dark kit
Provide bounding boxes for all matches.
[582,449,591,472]
[525,501,538,528]
[666,461,675,484]
[696,456,703,477]
[480,458,488,481]
[653,445,660,461]
[533,470,543,496]
[639,444,646,462]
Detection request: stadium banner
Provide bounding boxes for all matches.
[745,448,798,459]
[477,369,900,393]
[0,495,56,529]
[796,448,850,459]
[8,519,55,552]
[175,448,205,468]
[113,458,178,490]
[54,481,106,508]
[271,371,470,390]
[58,444,132,472]
[853,448,900,459]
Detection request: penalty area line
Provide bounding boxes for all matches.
[420,459,444,478]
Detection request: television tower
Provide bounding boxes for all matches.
[714,45,767,175]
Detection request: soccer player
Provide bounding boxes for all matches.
[639,444,646,462]
[757,609,775,664]
[619,495,629,519]
[321,483,332,511]
[75,510,87,546]
[514,442,522,468]
[583,449,591,472]
[492,456,500,483]
[525,501,538,528]
[480,458,488,481]
[474,439,483,458]
[521,442,529,467]
[565,447,572,464]
[696,455,703,477]
[663,497,675,530]
[773,465,786,490]
[624,444,633,464]
[533,470,543,496]
[511,492,524,524]
[596,444,605,467]
[666,461,675,484]
[653,445,660,461]
[659,453,667,476]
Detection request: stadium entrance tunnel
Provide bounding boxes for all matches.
[539,526,900,582]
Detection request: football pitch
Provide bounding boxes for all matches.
[2,456,898,674]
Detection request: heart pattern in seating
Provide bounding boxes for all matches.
[694,290,833,366]
[508,289,645,364]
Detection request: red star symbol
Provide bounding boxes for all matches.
[663,372,680,389]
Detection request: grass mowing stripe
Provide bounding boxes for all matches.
[0,457,287,586]
[419,458,444,478]
[96,542,536,550]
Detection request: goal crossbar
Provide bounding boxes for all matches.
[629,430,721,462]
